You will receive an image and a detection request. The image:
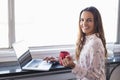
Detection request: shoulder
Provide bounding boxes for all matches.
[90,35,103,48]
[87,35,105,56]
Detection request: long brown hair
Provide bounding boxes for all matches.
[76,6,107,60]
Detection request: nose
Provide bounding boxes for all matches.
[82,20,87,26]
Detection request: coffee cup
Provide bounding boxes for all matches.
[59,51,70,65]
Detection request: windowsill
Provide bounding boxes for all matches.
[0,49,16,62]
[0,45,75,63]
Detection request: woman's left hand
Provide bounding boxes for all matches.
[62,55,75,69]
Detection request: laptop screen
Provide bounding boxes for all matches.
[12,41,29,58]
[18,50,32,67]
[13,41,32,67]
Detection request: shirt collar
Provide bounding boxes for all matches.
[85,33,97,40]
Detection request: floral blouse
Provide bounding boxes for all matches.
[72,34,106,80]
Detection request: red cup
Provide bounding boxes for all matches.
[59,51,70,65]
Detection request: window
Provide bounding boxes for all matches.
[15,0,119,47]
[0,0,119,48]
[0,0,9,48]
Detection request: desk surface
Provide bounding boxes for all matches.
[0,56,120,79]
[0,61,71,79]
[107,56,120,64]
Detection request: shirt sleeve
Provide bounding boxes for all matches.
[72,40,106,80]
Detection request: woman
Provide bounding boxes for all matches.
[44,6,107,80]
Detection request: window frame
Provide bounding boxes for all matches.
[116,0,120,44]
[8,0,15,48]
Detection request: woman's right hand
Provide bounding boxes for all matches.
[43,56,58,62]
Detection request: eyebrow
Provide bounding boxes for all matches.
[81,17,93,19]
[80,18,94,20]
[87,18,93,19]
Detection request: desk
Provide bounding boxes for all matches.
[0,62,75,80]
[0,56,120,80]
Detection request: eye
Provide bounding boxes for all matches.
[80,18,84,22]
[87,18,93,22]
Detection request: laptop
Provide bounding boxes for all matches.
[12,41,52,71]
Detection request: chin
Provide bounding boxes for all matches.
[83,31,88,34]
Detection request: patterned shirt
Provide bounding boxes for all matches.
[72,34,106,80]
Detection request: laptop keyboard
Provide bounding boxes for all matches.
[27,59,42,68]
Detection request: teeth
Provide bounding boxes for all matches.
[84,27,88,29]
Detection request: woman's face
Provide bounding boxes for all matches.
[80,11,95,36]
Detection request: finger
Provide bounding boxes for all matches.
[62,59,68,67]
[50,58,56,62]
[43,57,48,60]
[62,60,66,66]
[65,55,72,60]
[43,57,52,62]
[50,56,55,59]
[48,56,57,62]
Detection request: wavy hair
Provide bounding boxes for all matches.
[75,6,107,60]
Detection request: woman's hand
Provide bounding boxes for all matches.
[62,55,75,69]
[43,56,58,62]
